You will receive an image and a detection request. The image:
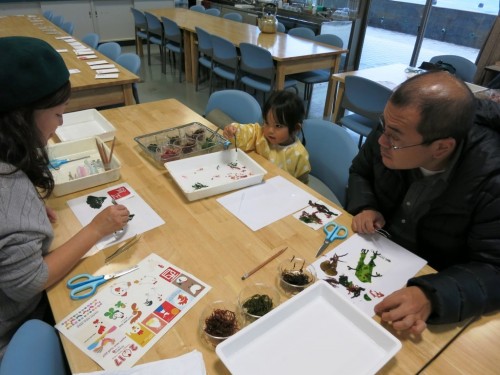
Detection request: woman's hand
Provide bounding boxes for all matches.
[351,209,385,234]
[88,204,130,238]
[46,206,58,223]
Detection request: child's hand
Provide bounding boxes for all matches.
[223,124,237,139]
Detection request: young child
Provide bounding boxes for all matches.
[223,90,310,183]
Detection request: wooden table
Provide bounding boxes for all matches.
[325,63,489,123]
[0,15,139,112]
[149,8,346,93]
[45,98,475,374]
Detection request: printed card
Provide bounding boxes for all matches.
[96,73,119,79]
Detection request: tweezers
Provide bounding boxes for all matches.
[105,234,141,263]
[375,228,391,238]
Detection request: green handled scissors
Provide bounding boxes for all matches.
[67,265,139,300]
[315,221,348,257]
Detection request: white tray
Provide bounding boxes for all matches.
[165,149,266,201]
[48,137,121,197]
[57,109,116,142]
[216,280,401,375]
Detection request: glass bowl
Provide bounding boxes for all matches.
[277,257,316,297]
[238,283,280,325]
[198,300,242,350]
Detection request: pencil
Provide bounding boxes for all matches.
[108,137,116,166]
[241,247,288,280]
[95,139,107,165]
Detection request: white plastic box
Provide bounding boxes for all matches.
[48,137,121,197]
[165,149,266,201]
[57,109,116,142]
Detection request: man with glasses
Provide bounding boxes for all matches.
[346,71,500,334]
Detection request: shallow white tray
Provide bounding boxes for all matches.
[216,280,401,375]
[57,109,116,142]
[165,149,266,201]
[48,137,121,197]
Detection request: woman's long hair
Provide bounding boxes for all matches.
[0,81,71,198]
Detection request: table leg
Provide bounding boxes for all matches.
[275,63,285,90]
[184,31,193,83]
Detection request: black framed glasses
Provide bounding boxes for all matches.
[378,116,437,150]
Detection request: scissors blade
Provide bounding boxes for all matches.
[109,265,139,280]
[315,240,330,257]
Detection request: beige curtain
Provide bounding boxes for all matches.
[475,15,500,85]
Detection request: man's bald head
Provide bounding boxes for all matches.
[390,71,476,143]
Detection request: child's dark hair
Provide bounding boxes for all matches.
[263,90,306,145]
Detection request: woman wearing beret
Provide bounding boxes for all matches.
[0,36,130,359]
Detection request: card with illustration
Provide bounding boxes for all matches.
[292,199,343,230]
[56,253,211,370]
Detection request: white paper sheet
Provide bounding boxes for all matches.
[216,176,316,231]
[310,233,427,316]
[67,183,165,254]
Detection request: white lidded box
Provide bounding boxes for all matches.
[216,280,402,375]
[56,109,116,142]
[165,149,267,201]
[48,137,121,197]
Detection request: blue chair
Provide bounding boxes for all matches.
[302,119,358,207]
[190,5,205,12]
[238,42,298,104]
[339,75,393,148]
[205,8,221,16]
[144,11,164,70]
[43,10,54,21]
[204,90,262,129]
[429,54,477,82]
[223,12,243,22]
[161,16,184,82]
[292,34,344,116]
[52,15,64,27]
[0,320,68,375]
[209,34,239,94]
[116,53,141,104]
[81,32,100,49]
[130,8,148,57]
[195,27,213,91]
[61,21,74,35]
[277,22,286,33]
[97,42,121,61]
[288,27,315,39]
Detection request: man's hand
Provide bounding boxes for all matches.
[374,286,432,334]
[351,209,386,234]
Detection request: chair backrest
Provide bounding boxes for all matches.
[223,12,243,22]
[81,32,100,49]
[195,27,213,57]
[429,54,477,82]
[205,90,262,125]
[161,16,182,45]
[144,11,163,36]
[302,119,358,207]
[288,27,315,39]
[116,53,141,75]
[239,42,275,81]
[210,34,238,69]
[277,22,286,33]
[97,42,122,61]
[0,320,68,375]
[342,76,393,121]
[61,21,74,35]
[43,10,54,21]
[205,8,221,16]
[314,33,343,48]
[190,5,205,12]
[131,7,147,29]
[52,15,64,27]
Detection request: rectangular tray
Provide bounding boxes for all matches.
[216,280,401,375]
[48,137,121,197]
[165,149,267,201]
[57,109,116,142]
[134,122,230,167]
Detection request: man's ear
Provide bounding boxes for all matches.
[433,137,456,160]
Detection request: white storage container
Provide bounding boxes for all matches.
[57,109,116,142]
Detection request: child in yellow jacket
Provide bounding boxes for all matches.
[223,91,311,183]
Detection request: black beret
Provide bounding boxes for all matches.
[0,36,70,112]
